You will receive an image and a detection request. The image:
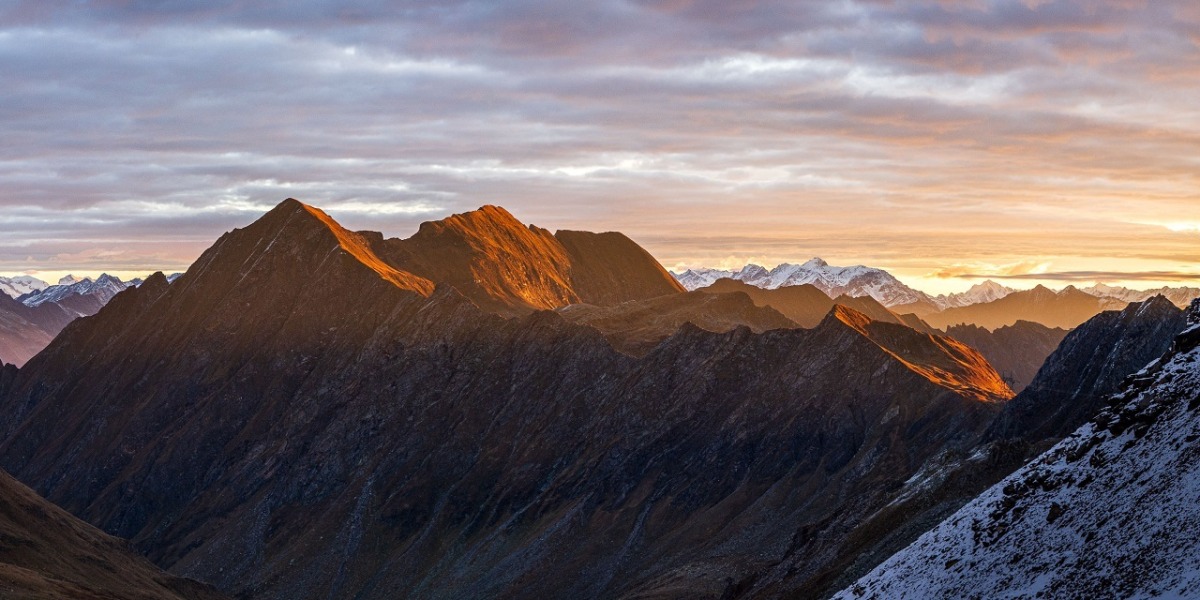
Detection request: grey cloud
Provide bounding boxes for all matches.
[0,0,1197,283]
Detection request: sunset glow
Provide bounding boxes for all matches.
[1,1,1197,295]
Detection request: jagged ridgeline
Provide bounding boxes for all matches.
[1,199,1015,600]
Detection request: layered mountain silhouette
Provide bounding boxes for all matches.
[556,290,796,356]
[697,278,935,332]
[0,467,227,599]
[0,274,136,366]
[986,295,1186,443]
[0,199,1015,600]
[943,321,1068,392]
[923,284,1111,330]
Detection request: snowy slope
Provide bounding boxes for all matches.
[835,300,1200,600]
[671,268,734,290]
[930,280,1015,310]
[0,275,48,299]
[673,258,933,307]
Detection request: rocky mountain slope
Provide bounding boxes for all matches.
[987,295,1186,443]
[0,467,227,600]
[0,199,1011,600]
[0,295,55,368]
[834,300,1200,599]
[556,290,797,356]
[943,321,1068,393]
[374,204,683,316]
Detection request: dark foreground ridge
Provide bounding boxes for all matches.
[0,467,228,599]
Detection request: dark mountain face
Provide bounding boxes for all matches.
[0,294,55,367]
[987,295,1186,443]
[944,321,1069,393]
[556,290,798,356]
[698,278,935,333]
[553,229,687,305]
[0,200,1009,600]
[0,468,228,600]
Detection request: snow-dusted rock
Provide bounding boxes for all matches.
[835,301,1200,599]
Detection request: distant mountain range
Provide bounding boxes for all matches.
[0,273,182,366]
[673,260,1199,331]
[0,274,48,298]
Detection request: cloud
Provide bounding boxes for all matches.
[0,1,1197,283]
[952,271,1200,282]
[931,260,1052,279]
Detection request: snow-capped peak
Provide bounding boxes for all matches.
[672,258,933,307]
[21,274,130,308]
[58,274,88,285]
[0,275,49,299]
[927,279,1015,310]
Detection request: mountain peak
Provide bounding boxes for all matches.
[820,304,1013,402]
[801,257,829,268]
[825,303,874,332]
[415,204,525,237]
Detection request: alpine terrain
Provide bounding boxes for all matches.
[834,299,1200,599]
[0,199,1014,600]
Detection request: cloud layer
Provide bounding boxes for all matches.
[1,1,1197,292]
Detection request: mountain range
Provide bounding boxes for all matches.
[0,273,139,366]
[0,199,1016,599]
[0,199,1196,599]
[673,261,1199,331]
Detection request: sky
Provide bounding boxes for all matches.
[1,0,1197,294]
